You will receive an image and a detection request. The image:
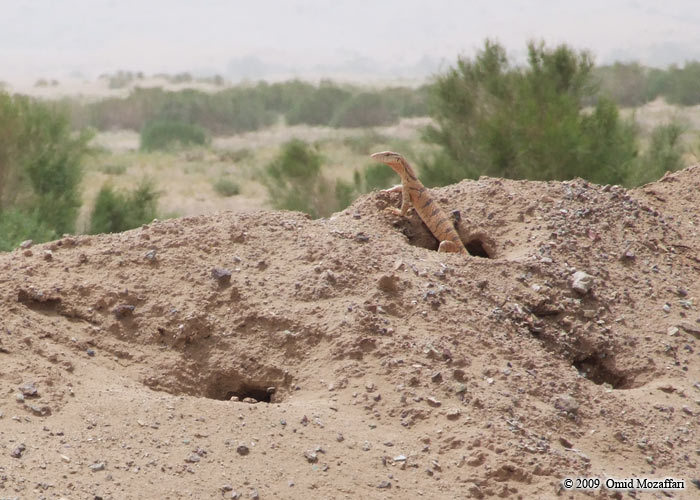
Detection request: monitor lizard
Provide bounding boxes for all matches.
[370,151,468,254]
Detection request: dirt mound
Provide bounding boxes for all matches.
[1,168,699,499]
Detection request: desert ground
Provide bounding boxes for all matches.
[1,161,699,498]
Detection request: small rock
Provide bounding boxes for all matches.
[18,382,38,397]
[354,232,369,243]
[89,462,106,472]
[426,397,441,407]
[468,483,485,499]
[185,454,201,463]
[231,492,241,499]
[10,443,26,458]
[86,348,96,357]
[336,433,344,442]
[20,239,33,249]
[144,249,157,261]
[394,455,407,462]
[211,267,232,285]
[571,271,593,294]
[446,408,461,420]
[113,304,135,319]
[668,326,679,336]
[303,450,318,463]
[662,303,671,313]
[621,249,635,260]
[43,250,53,261]
[222,485,233,492]
[236,444,250,456]
[249,489,259,499]
[377,481,391,489]
[29,404,51,416]
[559,437,573,448]
[554,394,579,415]
[679,322,700,337]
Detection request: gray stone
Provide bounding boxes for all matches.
[571,271,593,294]
[18,382,38,397]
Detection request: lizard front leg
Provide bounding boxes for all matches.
[383,182,412,216]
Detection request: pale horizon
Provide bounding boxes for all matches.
[2,0,700,85]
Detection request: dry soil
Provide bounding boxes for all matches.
[1,167,699,499]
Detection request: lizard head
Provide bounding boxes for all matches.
[370,151,406,174]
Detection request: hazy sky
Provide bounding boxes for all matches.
[2,0,699,82]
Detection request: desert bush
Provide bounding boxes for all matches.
[140,119,209,151]
[594,62,654,106]
[628,122,685,185]
[0,210,57,252]
[0,92,92,247]
[377,85,430,117]
[423,40,638,187]
[354,162,397,193]
[71,80,423,134]
[98,164,127,175]
[217,148,253,163]
[286,81,352,126]
[262,139,353,217]
[108,70,139,89]
[212,177,240,197]
[663,62,700,106]
[342,131,390,155]
[331,92,398,128]
[89,180,159,234]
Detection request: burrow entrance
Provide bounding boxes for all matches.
[145,364,289,404]
[206,372,284,403]
[401,217,496,258]
[213,384,274,403]
[573,354,636,390]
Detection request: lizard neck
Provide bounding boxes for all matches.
[399,157,419,184]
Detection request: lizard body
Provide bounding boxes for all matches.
[370,151,467,254]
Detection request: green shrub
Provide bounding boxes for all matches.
[262,139,354,217]
[377,85,430,117]
[217,148,252,163]
[342,131,390,155]
[0,210,57,252]
[212,177,240,197]
[593,62,655,106]
[140,119,209,151]
[89,180,160,234]
[628,122,685,185]
[286,81,352,126]
[354,162,397,192]
[0,92,92,242]
[664,62,700,106]
[331,92,398,128]
[423,40,638,186]
[99,164,127,175]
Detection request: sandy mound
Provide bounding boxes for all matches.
[1,167,699,499]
